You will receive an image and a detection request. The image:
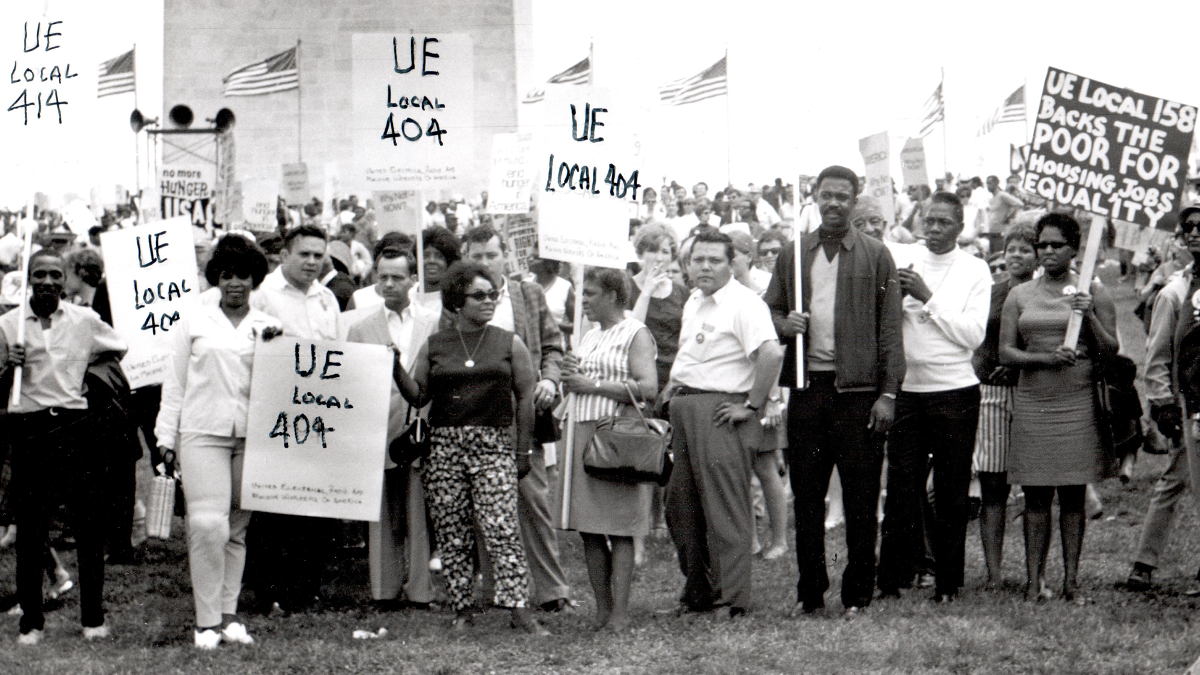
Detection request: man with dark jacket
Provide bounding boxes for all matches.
[763,165,905,616]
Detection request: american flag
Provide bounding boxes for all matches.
[659,56,727,106]
[98,49,135,98]
[917,82,944,138]
[977,85,1026,137]
[223,46,299,97]
[522,57,590,104]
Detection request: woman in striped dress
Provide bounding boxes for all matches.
[971,224,1037,589]
[560,267,658,632]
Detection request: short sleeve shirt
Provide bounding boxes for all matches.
[669,278,778,393]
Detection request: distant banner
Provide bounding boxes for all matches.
[1112,219,1173,254]
[160,164,215,228]
[900,137,929,189]
[486,132,534,214]
[242,338,392,521]
[859,131,895,226]
[241,179,279,231]
[352,33,475,189]
[373,190,421,237]
[1027,67,1196,229]
[281,162,309,204]
[99,217,200,389]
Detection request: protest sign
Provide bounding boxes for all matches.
[373,190,421,237]
[160,164,215,228]
[351,33,474,189]
[500,213,538,275]
[241,178,278,231]
[487,133,534,214]
[99,217,199,389]
[1027,67,1197,229]
[242,338,392,521]
[859,131,895,226]
[1112,219,1173,255]
[281,162,308,203]
[538,87,643,270]
[900,137,929,189]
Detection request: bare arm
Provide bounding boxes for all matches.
[511,336,537,457]
[562,327,658,402]
[1083,283,1119,358]
[998,290,1067,369]
[393,342,430,407]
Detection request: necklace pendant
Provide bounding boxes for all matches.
[465,359,475,368]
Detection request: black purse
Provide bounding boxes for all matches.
[388,405,430,470]
[582,383,673,486]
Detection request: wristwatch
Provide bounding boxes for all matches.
[744,400,761,412]
[881,392,897,400]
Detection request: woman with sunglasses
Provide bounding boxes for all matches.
[392,261,548,635]
[999,213,1118,603]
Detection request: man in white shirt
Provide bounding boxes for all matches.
[747,184,781,227]
[663,230,784,618]
[245,224,342,613]
[877,191,992,603]
[346,248,441,608]
[462,225,572,612]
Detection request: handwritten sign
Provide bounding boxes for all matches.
[99,217,199,389]
[160,164,215,228]
[352,33,474,189]
[1027,67,1197,229]
[281,162,308,203]
[241,178,278,231]
[900,137,929,188]
[373,190,420,237]
[242,338,391,521]
[4,20,79,129]
[859,131,895,226]
[487,132,534,214]
[538,88,642,270]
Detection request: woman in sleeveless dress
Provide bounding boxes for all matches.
[1000,213,1118,603]
[560,267,658,632]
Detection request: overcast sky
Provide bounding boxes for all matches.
[3,0,1198,207]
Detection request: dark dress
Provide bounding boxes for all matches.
[627,278,685,396]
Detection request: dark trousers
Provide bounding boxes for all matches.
[131,385,162,468]
[666,392,759,611]
[878,385,980,596]
[244,513,336,609]
[105,459,137,557]
[11,409,107,631]
[787,373,884,609]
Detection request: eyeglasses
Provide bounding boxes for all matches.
[464,290,499,302]
[1034,241,1071,251]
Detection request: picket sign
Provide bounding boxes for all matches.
[793,182,807,389]
[11,202,35,406]
[1062,215,1107,351]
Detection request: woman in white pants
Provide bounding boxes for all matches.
[156,235,280,649]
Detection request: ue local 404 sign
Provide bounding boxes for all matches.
[537,88,644,270]
[1028,67,1196,229]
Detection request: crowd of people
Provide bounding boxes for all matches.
[3,159,1200,649]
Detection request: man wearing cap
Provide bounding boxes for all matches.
[663,229,784,618]
[763,165,905,616]
[1126,201,1200,591]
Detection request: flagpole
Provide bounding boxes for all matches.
[1022,78,1029,145]
[132,44,141,209]
[296,39,302,163]
[724,47,732,187]
[940,67,948,179]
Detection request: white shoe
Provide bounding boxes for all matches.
[6,605,23,616]
[17,629,42,645]
[82,624,110,641]
[194,628,222,650]
[429,555,443,573]
[221,622,254,645]
[0,525,16,548]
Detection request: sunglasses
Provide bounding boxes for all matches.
[1035,241,1071,251]
[464,290,499,302]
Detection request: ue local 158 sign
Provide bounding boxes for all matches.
[351,33,474,189]
[537,87,644,271]
[242,338,392,521]
[99,217,199,390]
[1027,67,1196,229]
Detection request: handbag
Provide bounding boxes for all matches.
[1093,353,1144,464]
[146,450,178,540]
[582,382,673,486]
[388,405,431,470]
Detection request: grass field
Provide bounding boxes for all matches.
[3,276,1200,674]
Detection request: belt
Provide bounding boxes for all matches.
[675,386,742,397]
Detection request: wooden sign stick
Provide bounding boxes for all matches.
[559,264,585,529]
[1062,214,1106,351]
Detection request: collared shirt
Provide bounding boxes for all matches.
[670,277,778,393]
[488,276,516,332]
[352,284,385,311]
[155,304,281,448]
[1146,265,1193,406]
[251,267,340,340]
[0,301,126,413]
[386,303,417,356]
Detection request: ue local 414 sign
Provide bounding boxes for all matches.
[1028,67,1196,229]
[538,87,644,270]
